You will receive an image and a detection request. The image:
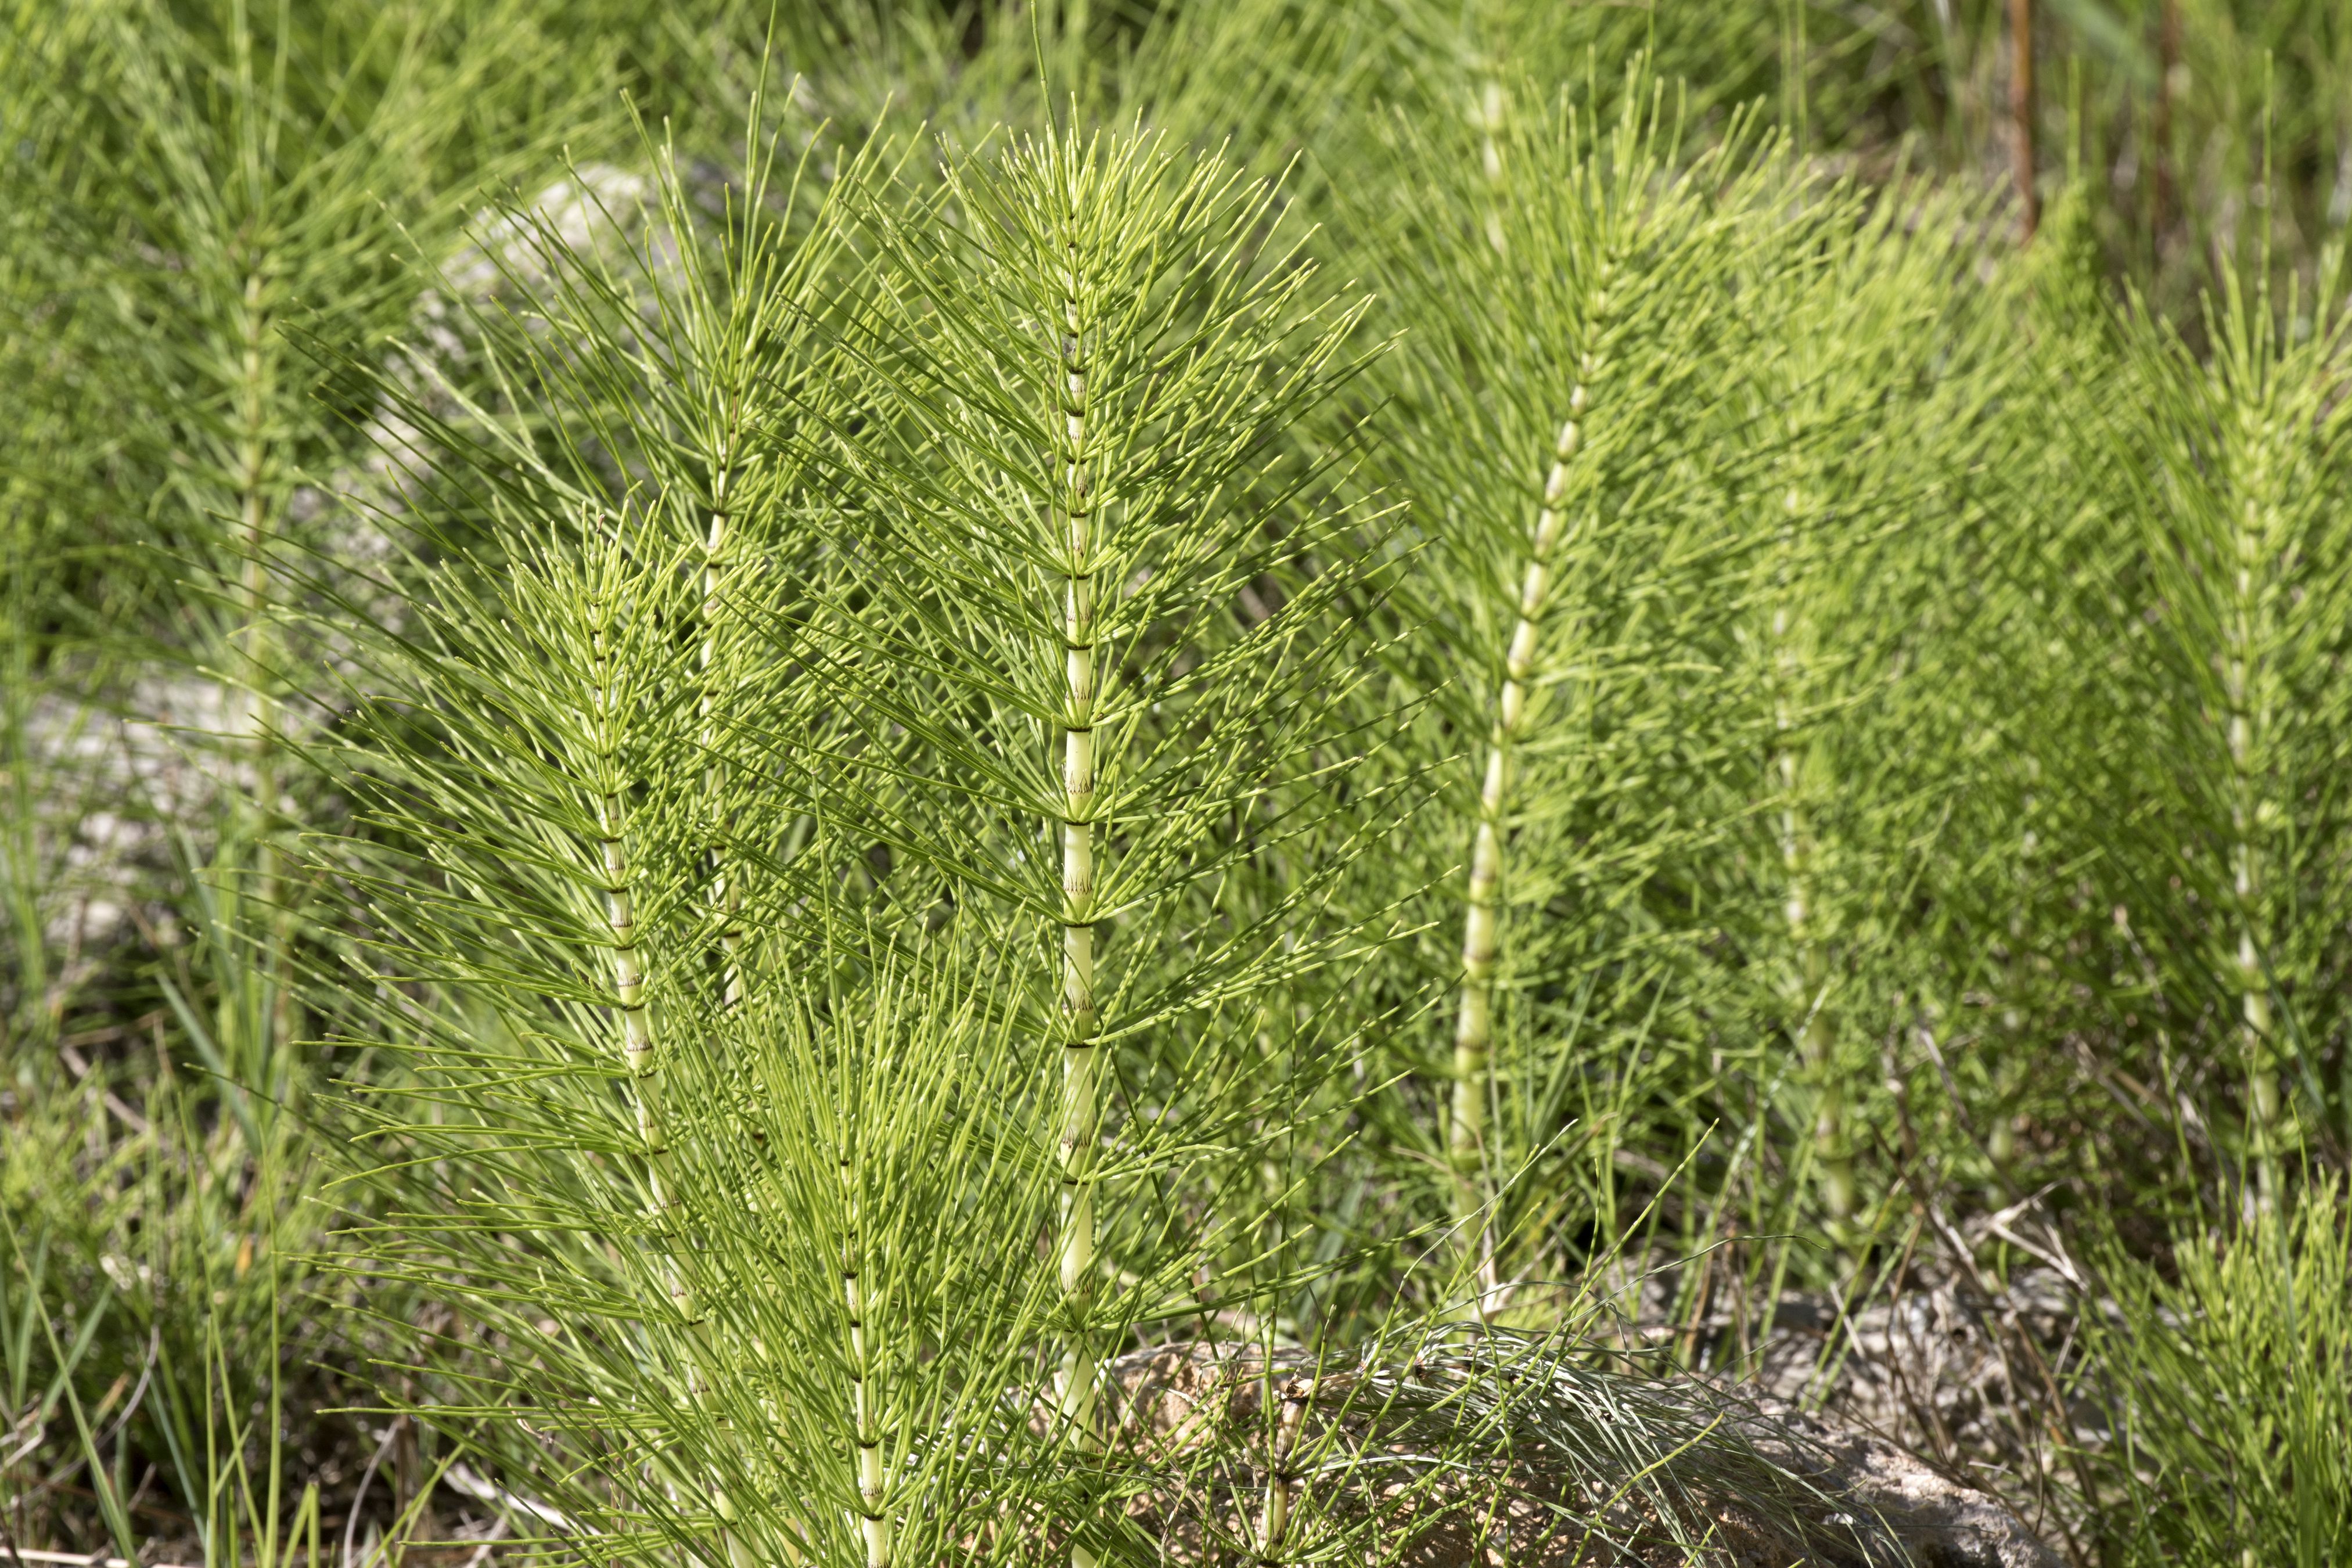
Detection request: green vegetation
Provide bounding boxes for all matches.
[7,3,2350,1566]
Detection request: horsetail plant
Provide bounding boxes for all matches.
[350,84,889,1052]
[2106,249,2352,1207]
[298,111,1461,1568]
[0,0,591,1533]
[1710,179,2010,1234]
[70,0,559,1012]
[802,115,1388,1502]
[1354,70,1810,1290]
[307,480,1084,1558]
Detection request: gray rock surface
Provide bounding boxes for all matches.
[1101,1342,2065,1567]
[1737,1398,2063,1568]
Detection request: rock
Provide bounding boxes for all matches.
[1736,1399,2063,1568]
[1096,1341,2063,1567]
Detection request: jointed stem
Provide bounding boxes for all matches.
[233,264,297,1064]
[2227,419,2282,1209]
[702,455,747,1010]
[1257,1377,1311,1559]
[1451,368,1592,1306]
[1053,253,1104,1476]
[587,571,691,1319]
[1771,483,1853,1225]
[840,1166,893,1568]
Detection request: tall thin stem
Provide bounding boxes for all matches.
[1476,74,1508,258]
[1256,1376,1310,1560]
[586,564,689,1317]
[2152,0,2181,245]
[2227,415,2282,1208]
[232,260,298,1080]
[2009,0,2039,241]
[701,452,746,1010]
[840,1163,891,1568]
[1450,362,1592,1304]
[1771,483,1853,1224]
[1052,243,1103,1477]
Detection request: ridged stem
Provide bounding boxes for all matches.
[840,1161,892,1568]
[1257,1378,1310,1560]
[2227,422,2281,1209]
[1991,753,2039,1174]
[233,265,296,1061]
[700,458,746,1010]
[587,582,692,1320]
[1476,76,1508,257]
[1052,261,1103,1488]
[1450,370,1591,1305]
[235,268,276,825]
[1772,485,1852,1223]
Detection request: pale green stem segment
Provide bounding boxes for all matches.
[1451,382,1589,1307]
[1257,1378,1310,1559]
[1476,77,1508,257]
[2228,426,2281,1209]
[1053,265,1103,1492]
[1772,484,1852,1224]
[233,265,296,1059]
[236,268,276,813]
[1992,753,2040,1173]
[702,459,747,1010]
[841,1163,893,1568]
[588,585,694,1322]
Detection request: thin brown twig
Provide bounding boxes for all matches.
[2009,0,2040,240]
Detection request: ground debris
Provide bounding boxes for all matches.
[1095,1336,2060,1567]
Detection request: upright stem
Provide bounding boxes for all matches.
[2009,0,2040,242]
[701,455,746,1009]
[840,1168,892,1568]
[1451,366,1592,1307]
[236,268,275,812]
[1476,74,1508,257]
[1257,1377,1310,1559]
[2152,0,2181,244]
[587,578,691,1316]
[2227,426,2281,1209]
[1772,484,1852,1224]
[1991,753,2040,1177]
[233,265,294,1061]
[1052,254,1103,1478]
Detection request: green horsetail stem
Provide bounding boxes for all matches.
[235,265,275,781]
[1476,77,1508,257]
[586,566,694,1323]
[1053,253,1104,1473]
[1992,751,2041,1178]
[233,262,297,1060]
[1771,484,1853,1224]
[1256,1377,1310,1559]
[702,454,747,1010]
[1450,362,1593,1303]
[2227,425,2282,1209]
[840,1163,893,1568]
